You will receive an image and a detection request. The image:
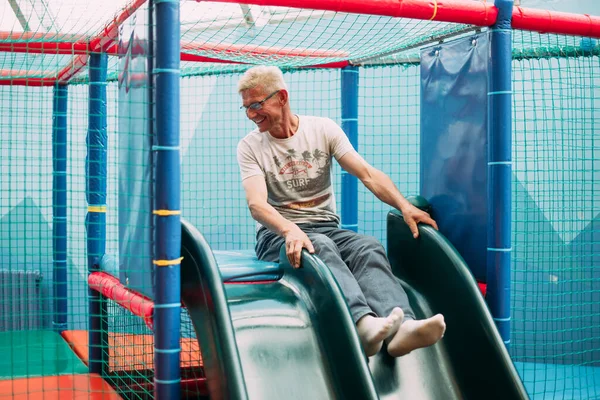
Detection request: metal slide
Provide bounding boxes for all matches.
[181,214,529,400]
[371,210,529,400]
[180,219,378,400]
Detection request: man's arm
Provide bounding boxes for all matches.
[242,175,314,268]
[337,151,438,238]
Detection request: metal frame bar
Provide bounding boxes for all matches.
[52,83,68,333]
[486,0,513,348]
[341,66,359,232]
[153,0,182,397]
[86,52,109,375]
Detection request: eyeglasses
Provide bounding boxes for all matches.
[240,90,280,113]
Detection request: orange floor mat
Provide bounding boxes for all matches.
[61,331,203,372]
[0,373,122,399]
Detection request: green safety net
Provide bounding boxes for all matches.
[511,30,600,400]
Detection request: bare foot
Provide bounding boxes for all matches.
[387,314,446,357]
[357,308,404,357]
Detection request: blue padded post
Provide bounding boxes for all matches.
[341,66,359,232]
[153,0,181,397]
[52,83,68,333]
[87,53,109,375]
[487,0,514,347]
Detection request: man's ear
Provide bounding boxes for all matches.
[278,89,289,105]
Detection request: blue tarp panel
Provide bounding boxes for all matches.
[118,11,153,298]
[420,32,489,282]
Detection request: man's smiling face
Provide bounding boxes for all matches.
[241,86,283,133]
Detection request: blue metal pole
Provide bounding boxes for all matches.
[87,52,109,374]
[52,83,68,333]
[154,0,181,398]
[341,66,359,232]
[487,0,514,348]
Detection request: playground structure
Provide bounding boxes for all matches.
[0,0,599,398]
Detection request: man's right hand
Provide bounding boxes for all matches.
[284,225,315,269]
[240,176,315,268]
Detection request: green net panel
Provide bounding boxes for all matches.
[0,1,475,81]
[177,3,471,68]
[0,83,57,350]
[511,31,600,399]
[358,64,421,247]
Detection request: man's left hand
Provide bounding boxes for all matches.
[401,205,438,239]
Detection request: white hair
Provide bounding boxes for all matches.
[237,66,288,93]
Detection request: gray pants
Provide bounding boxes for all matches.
[256,223,415,323]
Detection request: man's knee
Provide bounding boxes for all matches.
[308,233,337,254]
[359,235,386,253]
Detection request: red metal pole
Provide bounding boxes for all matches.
[0,31,121,55]
[0,31,89,55]
[0,34,350,65]
[2,0,599,85]
[0,31,86,41]
[89,0,148,52]
[202,0,499,26]
[308,60,350,68]
[181,40,349,58]
[0,69,53,77]
[0,41,88,54]
[55,0,148,83]
[180,53,242,63]
[0,77,56,86]
[57,54,89,84]
[88,272,154,330]
[512,6,600,38]
[202,0,600,38]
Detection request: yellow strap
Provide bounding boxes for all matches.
[88,206,107,213]
[153,257,184,267]
[430,0,438,21]
[153,210,181,216]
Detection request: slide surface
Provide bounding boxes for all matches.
[375,210,529,400]
[180,219,378,400]
[181,215,529,399]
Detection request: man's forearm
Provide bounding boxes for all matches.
[363,169,411,212]
[248,201,297,237]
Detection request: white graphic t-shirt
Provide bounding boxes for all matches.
[237,115,355,226]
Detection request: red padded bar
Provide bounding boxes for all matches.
[512,6,600,38]
[0,78,55,86]
[56,0,147,82]
[203,0,498,26]
[88,272,154,330]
